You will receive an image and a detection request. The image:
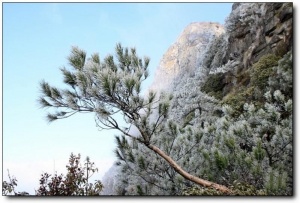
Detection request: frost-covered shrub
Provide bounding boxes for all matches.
[201,34,228,70]
[225,3,263,33]
[268,51,292,99]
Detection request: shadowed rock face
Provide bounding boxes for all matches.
[149,22,224,92]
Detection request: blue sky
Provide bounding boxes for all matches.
[2,2,233,195]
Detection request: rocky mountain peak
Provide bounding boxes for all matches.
[149,22,224,92]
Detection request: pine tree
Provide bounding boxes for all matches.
[38,43,231,194]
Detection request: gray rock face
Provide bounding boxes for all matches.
[201,2,293,94]
[224,2,292,70]
[149,22,224,92]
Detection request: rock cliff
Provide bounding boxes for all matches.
[149,2,292,96]
[223,2,292,71]
[149,22,224,92]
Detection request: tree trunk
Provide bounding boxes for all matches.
[147,144,232,194]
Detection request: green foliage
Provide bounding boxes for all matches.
[136,185,145,196]
[68,46,86,70]
[214,150,228,170]
[265,169,288,195]
[158,101,170,116]
[182,111,195,127]
[201,73,225,100]
[230,181,267,195]
[236,69,251,86]
[181,186,224,196]
[222,86,255,115]
[137,156,146,170]
[182,182,267,196]
[224,136,235,150]
[222,54,282,115]
[60,67,77,87]
[250,54,280,90]
[253,141,265,161]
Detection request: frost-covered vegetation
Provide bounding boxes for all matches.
[103,49,292,195]
[101,3,293,196]
[4,2,292,196]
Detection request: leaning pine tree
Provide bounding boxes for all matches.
[38,43,231,194]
